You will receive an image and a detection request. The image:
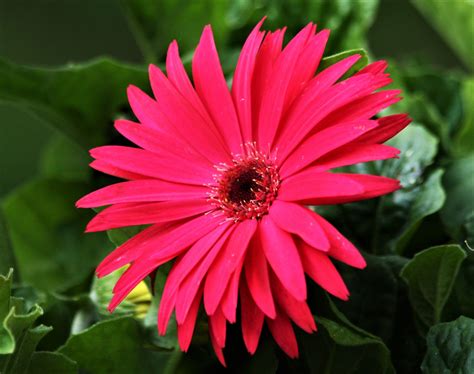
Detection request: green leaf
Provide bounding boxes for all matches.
[27,352,77,374]
[0,270,53,374]
[400,245,466,328]
[120,0,231,63]
[2,178,112,291]
[452,77,474,156]
[0,58,147,148]
[107,225,147,248]
[303,297,394,374]
[412,0,474,71]
[318,48,369,78]
[58,316,173,373]
[39,134,91,182]
[421,316,474,373]
[0,212,16,278]
[441,154,474,239]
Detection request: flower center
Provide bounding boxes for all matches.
[210,149,279,221]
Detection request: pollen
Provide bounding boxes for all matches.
[210,144,280,221]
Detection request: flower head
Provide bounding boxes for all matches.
[77,19,410,365]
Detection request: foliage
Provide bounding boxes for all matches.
[0,0,473,372]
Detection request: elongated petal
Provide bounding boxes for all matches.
[240,279,264,354]
[97,214,223,277]
[266,312,299,358]
[177,288,202,352]
[90,160,146,180]
[114,119,210,167]
[259,216,306,301]
[85,200,212,232]
[76,179,208,208]
[252,29,285,136]
[357,114,411,144]
[299,240,349,300]
[193,26,243,154]
[244,237,276,318]
[301,174,401,205]
[220,260,244,323]
[209,308,227,348]
[148,64,230,164]
[278,171,364,202]
[204,220,257,315]
[90,146,213,185]
[257,23,313,149]
[271,272,316,333]
[275,72,391,159]
[166,41,211,121]
[279,120,378,177]
[232,19,265,142]
[210,327,227,367]
[269,200,329,251]
[311,213,366,269]
[175,226,235,323]
[313,144,400,172]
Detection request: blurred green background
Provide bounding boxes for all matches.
[1,0,473,373]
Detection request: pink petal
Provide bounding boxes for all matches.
[97,214,223,277]
[204,220,257,315]
[175,225,235,323]
[269,200,329,251]
[210,328,227,367]
[147,65,231,164]
[157,285,177,335]
[355,60,388,76]
[90,146,213,185]
[266,312,299,358]
[284,29,330,109]
[220,260,244,323]
[177,288,202,352]
[299,240,349,300]
[259,216,306,301]
[90,160,146,180]
[232,19,265,142]
[257,23,314,150]
[166,41,212,121]
[278,170,364,202]
[240,279,264,354]
[300,174,401,205]
[271,272,316,333]
[114,119,210,167]
[312,144,400,172]
[252,29,285,137]
[357,114,411,144]
[279,120,378,178]
[209,308,227,348]
[85,200,212,232]
[76,179,208,208]
[318,90,401,129]
[244,237,276,318]
[193,26,243,154]
[275,72,392,159]
[126,85,168,132]
[311,213,366,269]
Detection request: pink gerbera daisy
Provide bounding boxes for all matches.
[77,19,410,365]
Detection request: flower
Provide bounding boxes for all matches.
[77,19,410,365]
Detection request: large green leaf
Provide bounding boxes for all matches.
[0,212,16,278]
[120,0,231,63]
[58,316,175,373]
[421,316,474,373]
[0,270,53,374]
[303,297,394,374]
[412,0,474,71]
[400,245,466,328]
[452,77,474,156]
[440,154,474,239]
[2,178,112,291]
[27,352,77,374]
[0,58,147,149]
